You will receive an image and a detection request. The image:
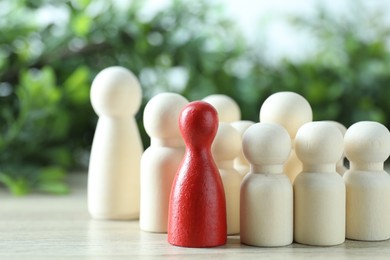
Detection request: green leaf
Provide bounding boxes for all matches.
[64,66,90,104]
[36,181,70,195]
[72,14,92,37]
[38,167,67,181]
[0,173,30,196]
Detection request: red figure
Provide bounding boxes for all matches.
[168,101,227,247]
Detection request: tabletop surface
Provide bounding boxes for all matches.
[1,173,390,259]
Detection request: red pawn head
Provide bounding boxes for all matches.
[168,101,227,248]
[179,101,219,150]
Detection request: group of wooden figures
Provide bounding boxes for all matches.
[87,66,390,248]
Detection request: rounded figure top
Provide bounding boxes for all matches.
[327,121,347,136]
[231,120,255,137]
[179,101,218,149]
[259,92,312,139]
[344,121,390,164]
[211,123,241,162]
[295,122,343,165]
[203,94,241,123]
[243,123,291,166]
[231,120,255,164]
[143,93,189,140]
[90,66,142,117]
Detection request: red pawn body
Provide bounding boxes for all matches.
[168,101,227,247]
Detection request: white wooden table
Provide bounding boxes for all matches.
[1,173,390,258]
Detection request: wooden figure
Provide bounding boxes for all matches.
[259,91,312,183]
[168,101,227,248]
[294,122,345,246]
[324,121,348,175]
[240,123,293,247]
[343,121,390,241]
[211,123,242,235]
[140,93,188,233]
[231,120,255,176]
[203,94,241,123]
[88,66,143,220]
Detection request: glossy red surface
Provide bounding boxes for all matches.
[168,101,227,247]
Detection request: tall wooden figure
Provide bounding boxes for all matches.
[231,120,255,176]
[203,94,241,123]
[211,123,242,235]
[88,66,143,220]
[241,123,293,247]
[168,101,227,247]
[260,92,312,183]
[344,121,390,241]
[294,122,345,246]
[140,93,188,233]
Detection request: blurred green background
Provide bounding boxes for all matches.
[1,0,389,195]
